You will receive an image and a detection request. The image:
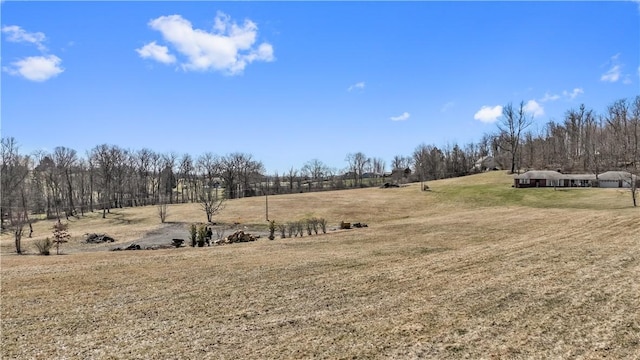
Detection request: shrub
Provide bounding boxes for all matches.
[190,224,197,247]
[306,220,312,236]
[310,218,319,235]
[287,223,295,238]
[34,237,53,255]
[197,225,207,247]
[278,224,286,239]
[52,220,70,255]
[318,218,327,234]
[296,221,304,237]
[268,220,276,240]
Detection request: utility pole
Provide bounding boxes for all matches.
[265,175,269,221]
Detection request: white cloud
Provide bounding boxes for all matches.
[562,88,584,100]
[601,64,621,82]
[348,81,365,92]
[390,112,410,121]
[136,41,176,64]
[1,25,47,51]
[441,101,455,113]
[540,92,560,102]
[600,53,626,83]
[142,12,274,75]
[3,55,64,82]
[524,100,544,118]
[540,88,583,102]
[473,105,503,124]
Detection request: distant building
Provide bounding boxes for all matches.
[514,170,638,188]
[473,156,499,172]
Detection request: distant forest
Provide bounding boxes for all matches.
[2,96,638,227]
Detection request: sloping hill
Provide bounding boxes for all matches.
[2,171,639,358]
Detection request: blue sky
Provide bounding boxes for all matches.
[2,1,639,174]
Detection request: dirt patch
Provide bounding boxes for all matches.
[110,223,272,250]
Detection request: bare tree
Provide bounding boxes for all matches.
[1,138,29,230]
[302,159,328,190]
[53,146,78,218]
[157,195,169,223]
[90,144,115,218]
[198,183,225,223]
[178,153,194,203]
[497,102,533,174]
[286,167,298,193]
[345,152,369,187]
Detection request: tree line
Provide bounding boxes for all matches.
[2,96,638,240]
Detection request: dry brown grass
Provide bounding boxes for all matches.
[2,171,639,359]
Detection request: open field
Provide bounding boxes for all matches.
[2,171,639,359]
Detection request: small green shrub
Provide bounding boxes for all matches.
[268,220,276,240]
[197,225,207,247]
[190,224,197,247]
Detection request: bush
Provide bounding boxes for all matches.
[318,218,327,234]
[34,237,53,255]
[268,220,276,240]
[306,220,312,236]
[190,224,197,247]
[310,218,319,235]
[197,224,207,247]
[287,223,295,238]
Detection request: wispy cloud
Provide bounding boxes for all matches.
[2,25,64,82]
[136,41,176,64]
[1,25,47,51]
[601,65,621,82]
[562,88,584,100]
[473,105,503,124]
[347,81,365,92]
[440,101,455,113]
[601,53,623,83]
[524,100,544,118]
[540,92,560,102]
[390,112,410,121]
[139,12,274,75]
[2,55,64,82]
[539,87,583,102]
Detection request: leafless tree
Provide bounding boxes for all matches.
[286,167,298,193]
[53,146,79,218]
[90,144,115,218]
[345,152,369,187]
[198,185,225,223]
[302,159,328,190]
[178,153,194,203]
[1,138,32,245]
[497,101,533,174]
[157,195,169,223]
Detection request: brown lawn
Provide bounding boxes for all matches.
[1,171,639,359]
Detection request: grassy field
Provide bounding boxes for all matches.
[2,171,639,359]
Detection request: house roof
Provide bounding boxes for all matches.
[598,171,637,181]
[514,170,564,180]
[515,170,637,182]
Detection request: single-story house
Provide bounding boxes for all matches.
[597,171,638,188]
[514,170,637,188]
